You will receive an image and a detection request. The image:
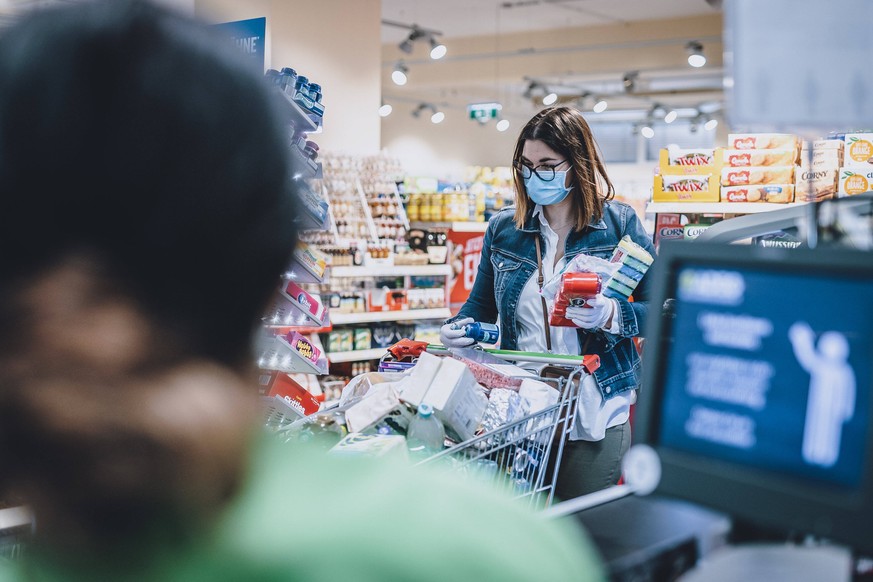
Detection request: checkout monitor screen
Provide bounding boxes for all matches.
[636,242,873,552]
[658,256,873,490]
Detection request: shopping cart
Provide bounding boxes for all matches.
[417,345,599,510]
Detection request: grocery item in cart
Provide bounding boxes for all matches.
[478,388,527,436]
[330,433,409,461]
[344,383,416,435]
[340,371,408,406]
[406,404,446,459]
[449,347,537,391]
[421,357,488,442]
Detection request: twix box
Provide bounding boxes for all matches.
[728,133,801,151]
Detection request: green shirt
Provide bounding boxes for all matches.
[0,436,605,581]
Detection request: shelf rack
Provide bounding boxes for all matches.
[330,307,452,326]
[330,264,452,278]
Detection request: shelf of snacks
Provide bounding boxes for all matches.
[257,332,329,376]
[326,347,387,364]
[647,202,809,215]
[409,221,489,233]
[330,264,452,278]
[330,308,452,326]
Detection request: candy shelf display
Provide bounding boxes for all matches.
[259,65,332,424]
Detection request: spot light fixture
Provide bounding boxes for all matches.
[686,41,706,68]
[391,62,408,86]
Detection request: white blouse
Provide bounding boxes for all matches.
[514,206,633,441]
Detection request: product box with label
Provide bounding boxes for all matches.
[258,371,321,416]
[721,166,795,187]
[344,383,416,435]
[653,214,684,247]
[326,329,354,353]
[722,149,798,168]
[282,281,326,323]
[728,133,801,151]
[839,168,873,196]
[720,184,795,203]
[795,168,838,202]
[799,148,843,171]
[652,174,720,202]
[423,357,488,442]
[683,224,711,240]
[283,331,322,364]
[354,328,372,351]
[293,241,327,280]
[802,139,845,151]
[844,134,873,169]
[658,147,722,175]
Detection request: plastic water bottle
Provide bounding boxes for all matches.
[406,404,446,459]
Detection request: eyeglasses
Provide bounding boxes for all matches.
[513,159,568,182]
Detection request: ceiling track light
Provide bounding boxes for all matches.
[686,41,706,68]
[542,91,558,106]
[378,102,393,117]
[664,109,678,124]
[386,20,446,60]
[412,103,444,124]
[391,61,408,86]
[592,99,608,113]
[429,36,447,60]
[622,71,639,93]
[496,118,510,132]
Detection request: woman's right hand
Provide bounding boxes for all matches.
[439,317,476,348]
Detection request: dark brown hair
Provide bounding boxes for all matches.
[512,106,615,230]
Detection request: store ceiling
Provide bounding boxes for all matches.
[381,0,725,125]
[382,0,721,41]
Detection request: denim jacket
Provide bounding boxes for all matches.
[450,201,656,400]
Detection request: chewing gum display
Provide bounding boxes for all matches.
[720,184,795,203]
[293,241,327,279]
[839,168,873,196]
[795,168,838,202]
[259,371,320,416]
[722,148,798,168]
[721,166,795,186]
[728,133,801,151]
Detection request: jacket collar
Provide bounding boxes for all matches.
[520,204,608,232]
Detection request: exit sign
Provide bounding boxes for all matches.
[468,102,502,121]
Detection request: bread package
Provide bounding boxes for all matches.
[728,133,800,151]
[795,168,838,201]
[722,148,798,167]
[721,184,794,203]
[721,166,795,186]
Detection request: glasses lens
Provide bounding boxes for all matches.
[516,163,532,179]
[536,165,557,182]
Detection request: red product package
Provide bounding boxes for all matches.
[259,371,320,416]
[550,272,601,327]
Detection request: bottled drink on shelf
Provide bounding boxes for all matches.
[406,403,446,459]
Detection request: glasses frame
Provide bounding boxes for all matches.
[513,159,568,182]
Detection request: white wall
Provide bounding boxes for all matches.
[195,0,382,156]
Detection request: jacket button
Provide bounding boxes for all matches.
[499,262,504,267]
[605,387,611,393]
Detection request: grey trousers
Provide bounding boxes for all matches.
[550,421,631,500]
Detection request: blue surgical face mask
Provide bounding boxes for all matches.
[524,170,572,206]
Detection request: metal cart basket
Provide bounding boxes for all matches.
[418,347,598,510]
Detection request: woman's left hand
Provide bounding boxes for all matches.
[566,295,616,330]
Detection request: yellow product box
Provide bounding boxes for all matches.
[838,168,873,196]
[799,148,843,170]
[652,174,720,202]
[844,134,873,168]
[795,168,838,202]
[721,166,795,186]
[658,147,722,175]
[728,134,801,151]
[722,148,798,168]
[720,184,795,203]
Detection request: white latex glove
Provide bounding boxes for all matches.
[439,317,476,348]
[566,295,616,330]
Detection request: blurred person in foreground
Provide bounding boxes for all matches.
[0,2,604,580]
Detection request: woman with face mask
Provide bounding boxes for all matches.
[440,106,656,499]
